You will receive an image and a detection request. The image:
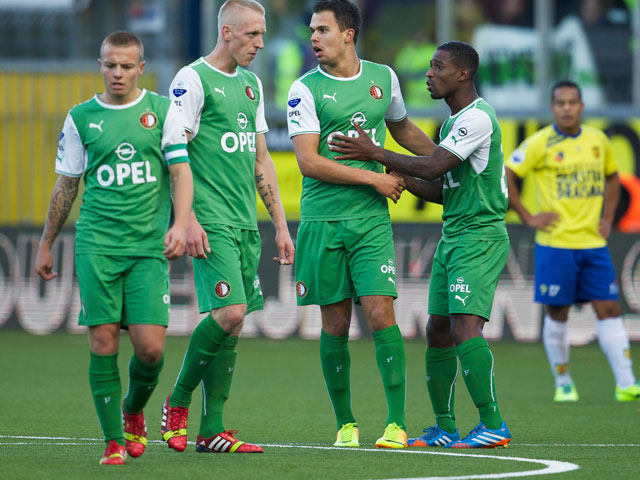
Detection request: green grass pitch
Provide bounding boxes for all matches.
[1,330,638,479]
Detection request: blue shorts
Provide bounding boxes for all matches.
[534,244,619,305]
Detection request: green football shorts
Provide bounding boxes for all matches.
[193,225,263,314]
[295,215,397,306]
[428,237,509,320]
[75,254,170,327]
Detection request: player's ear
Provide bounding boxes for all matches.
[343,28,355,44]
[222,24,232,41]
[139,60,146,75]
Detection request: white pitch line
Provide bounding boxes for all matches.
[0,434,580,480]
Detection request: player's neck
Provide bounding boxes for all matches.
[319,50,360,78]
[205,48,238,74]
[99,88,143,106]
[555,123,581,136]
[446,87,479,115]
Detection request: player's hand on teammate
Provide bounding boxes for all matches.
[526,212,559,232]
[273,227,295,265]
[373,171,405,204]
[328,122,377,161]
[164,225,187,260]
[186,215,211,259]
[35,245,57,281]
[599,218,613,238]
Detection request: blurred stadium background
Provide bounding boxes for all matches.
[1,0,640,343]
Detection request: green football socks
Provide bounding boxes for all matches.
[199,335,239,437]
[425,346,458,434]
[373,324,406,429]
[89,351,124,445]
[320,330,356,430]
[457,337,503,429]
[123,353,163,414]
[170,314,230,408]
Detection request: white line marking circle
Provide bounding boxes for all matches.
[0,435,580,479]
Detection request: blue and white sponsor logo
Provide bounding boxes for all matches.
[510,148,525,164]
[59,132,65,140]
[288,98,301,108]
[173,88,187,97]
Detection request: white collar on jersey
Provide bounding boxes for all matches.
[94,89,148,110]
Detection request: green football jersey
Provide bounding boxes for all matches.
[437,98,508,240]
[287,60,408,221]
[55,89,189,256]
[169,58,268,230]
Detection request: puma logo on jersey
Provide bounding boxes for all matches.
[215,87,226,97]
[89,120,104,132]
[323,92,337,102]
[290,118,300,126]
[388,277,395,285]
[455,295,468,306]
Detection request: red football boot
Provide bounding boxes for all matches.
[122,407,147,458]
[160,395,189,452]
[195,430,263,453]
[99,440,126,465]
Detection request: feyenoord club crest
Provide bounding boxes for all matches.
[245,85,256,100]
[296,281,308,298]
[139,111,158,129]
[215,281,231,298]
[370,85,383,100]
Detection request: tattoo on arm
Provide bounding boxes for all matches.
[41,176,80,247]
[255,173,276,218]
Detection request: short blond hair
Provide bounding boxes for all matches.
[100,31,144,61]
[218,0,265,35]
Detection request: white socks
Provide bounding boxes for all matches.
[597,317,636,388]
[542,315,573,388]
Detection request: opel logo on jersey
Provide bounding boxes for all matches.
[245,85,256,100]
[237,112,248,130]
[350,112,367,127]
[215,281,231,298]
[458,127,468,136]
[139,111,158,129]
[369,85,383,100]
[115,142,137,161]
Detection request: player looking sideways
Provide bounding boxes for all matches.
[35,31,193,465]
[287,0,436,449]
[329,41,512,449]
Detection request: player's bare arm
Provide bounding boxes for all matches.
[330,122,460,181]
[600,171,620,238]
[164,162,193,260]
[255,133,295,265]
[292,133,405,203]
[36,174,81,280]
[386,117,437,157]
[505,167,558,232]
[398,173,444,204]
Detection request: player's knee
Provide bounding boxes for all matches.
[426,316,452,347]
[213,305,247,331]
[594,301,622,319]
[136,345,164,365]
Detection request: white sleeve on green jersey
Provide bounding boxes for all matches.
[439,108,492,173]
[254,73,269,134]
[169,67,204,140]
[385,66,408,122]
[55,113,86,177]
[287,79,320,137]
[161,102,190,165]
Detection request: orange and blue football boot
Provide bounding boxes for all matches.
[445,421,511,449]
[408,425,460,447]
